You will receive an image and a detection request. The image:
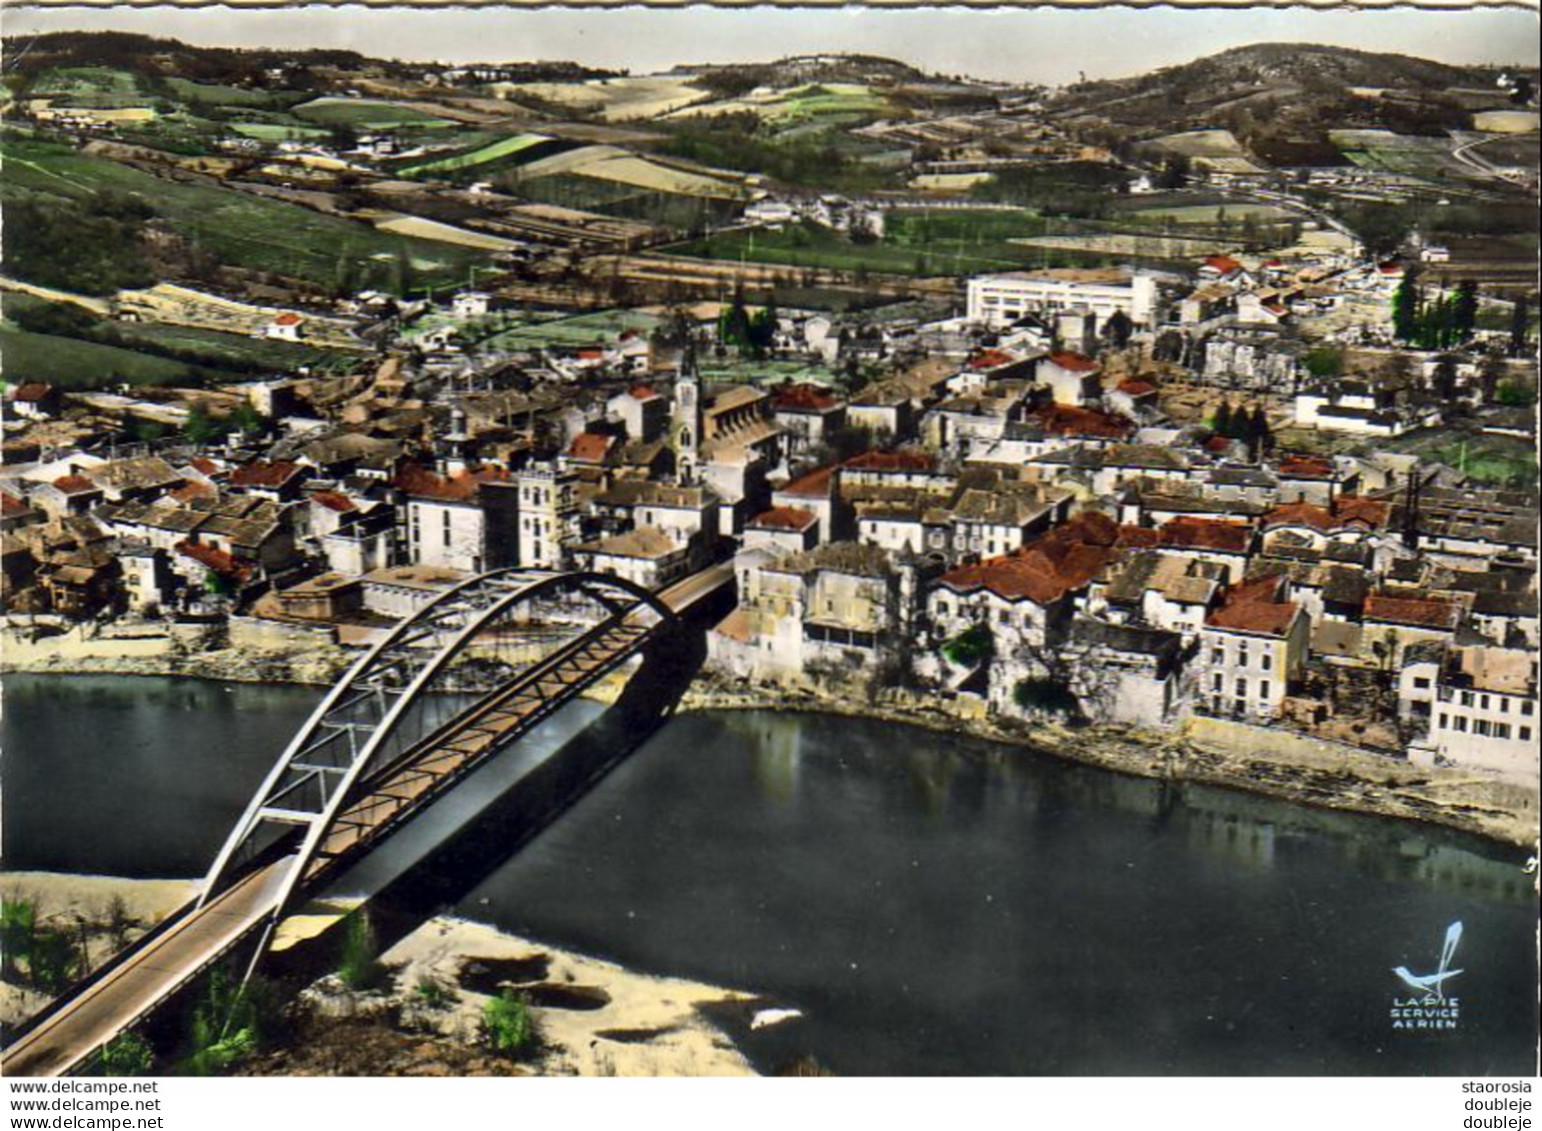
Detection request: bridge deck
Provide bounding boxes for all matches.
[2,563,735,1076]
[1,859,294,1079]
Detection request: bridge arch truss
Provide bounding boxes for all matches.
[198,568,677,929]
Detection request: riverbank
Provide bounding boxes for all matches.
[1,623,352,685]
[1,873,760,1077]
[6,637,1536,848]
[675,678,1540,850]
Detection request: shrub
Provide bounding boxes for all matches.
[99,1032,154,1076]
[337,910,385,991]
[481,989,535,1057]
[942,624,992,668]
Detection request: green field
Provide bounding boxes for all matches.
[1383,427,1537,488]
[290,97,458,131]
[229,122,331,141]
[31,66,143,97]
[477,309,661,350]
[163,78,301,109]
[2,292,343,378]
[0,326,216,387]
[399,133,555,177]
[665,209,1057,276]
[1,138,489,295]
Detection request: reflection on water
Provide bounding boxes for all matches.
[457,710,1536,1076]
[2,678,1534,1076]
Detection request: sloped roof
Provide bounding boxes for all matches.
[937,512,1120,606]
[749,506,818,532]
[1207,573,1297,637]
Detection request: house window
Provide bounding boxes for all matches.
[1439,713,1448,729]
[1259,680,1271,700]
[1480,694,1490,710]
[1211,648,1223,665]
[1521,727,1533,743]
[1261,654,1273,672]
[1494,724,1511,740]
[1499,698,1509,714]
[1454,716,1468,732]
[1212,673,1223,692]
[1524,701,1535,717]
[1460,691,1474,707]
[1474,719,1491,737]
[1413,676,1430,689]
[1235,678,1247,697]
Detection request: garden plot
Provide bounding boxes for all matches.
[398,133,554,177]
[1145,129,1270,174]
[491,76,710,122]
[669,82,888,126]
[291,97,459,131]
[517,145,748,199]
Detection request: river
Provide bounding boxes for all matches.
[2,674,1535,1075]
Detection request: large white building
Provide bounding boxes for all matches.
[967,268,1159,330]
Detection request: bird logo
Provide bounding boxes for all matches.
[1393,921,1464,1002]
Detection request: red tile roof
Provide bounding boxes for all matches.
[2,492,32,519]
[1365,593,1460,630]
[272,312,304,327]
[1263,501,1334,532]
[749,506,818,532]
[968,348,1017,370]
[1207,573,1297,637]
[52,475,99,494]
[1117,525,1162,549]
[169,481,217,505]
[1332,495,1389,528]
[175,540,252,582]
[311,490,357,514]
[1028,402,1134,440]
[566,432,616,463]
[1204,435,1233,454]
[188,457,222,476]
[773,383,841,412]
[231,460,303,489]
[392,462,509,502]
[1159,517,1252,554]
[12,383,55,402]
[1204,254,1244,276]
[1277,455,1335,479]
[843,450,936,473]
[1047,351,1098,373]
[778,465,837,498]
[628,384,658,401]
[937,512,1120,606]
[1116,379,1156,396]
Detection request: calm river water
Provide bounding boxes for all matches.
[3,674,1535,1075]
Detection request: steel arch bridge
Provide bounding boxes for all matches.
[201,567,679,927]
[4,564,731,1078]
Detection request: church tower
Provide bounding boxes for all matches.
[672,347,703,485]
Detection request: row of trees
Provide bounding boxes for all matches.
[1211,401,1275,460]
[717,292,780,358]
[1392,271,1481,351]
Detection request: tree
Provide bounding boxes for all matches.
[1431,354,1461,401]
[1245,404,1272,460]
[182,403,224,445]
[1102,310,1134,350]
[1391,271,1422,343]
[1478,353,1508,403]
[1303,344,1344,381]
[1451,280,1480,345]
[1508,295,1532,358]
[1212,401,1235,438]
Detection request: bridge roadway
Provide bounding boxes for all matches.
[2,564,732,1078]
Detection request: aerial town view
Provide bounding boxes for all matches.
[0,6,1537,1083]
